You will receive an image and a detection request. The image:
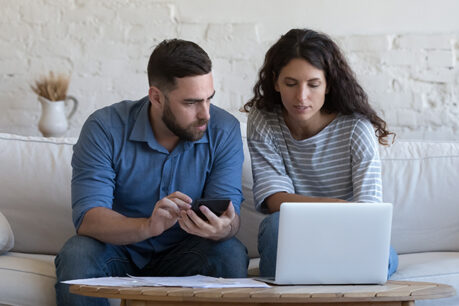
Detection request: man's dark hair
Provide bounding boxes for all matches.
[147,39,212,92]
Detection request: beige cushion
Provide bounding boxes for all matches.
[392,252,459,306]
[0,211,14,254]
[0,253,56,306]
[0,252,121,306]
[381,140,459,254]
[0,133,76,254]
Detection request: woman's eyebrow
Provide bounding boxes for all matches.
[283,77,321,82]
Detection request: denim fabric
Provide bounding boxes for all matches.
[55,235,248,306]
[258,212,280,277]
[257,212,398,278]
[388,244,398,277]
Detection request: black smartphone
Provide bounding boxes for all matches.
[191,198,230,221]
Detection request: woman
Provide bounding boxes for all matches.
[244,28,398,278]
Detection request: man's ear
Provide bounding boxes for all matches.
[148,86,162,107]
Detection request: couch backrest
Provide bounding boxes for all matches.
[0,133,76,254]
[2,131,459,257]
[237,123,459,257]
[380,140,459,254]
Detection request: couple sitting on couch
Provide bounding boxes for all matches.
[55,28,398,306]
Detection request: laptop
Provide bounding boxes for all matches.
[261,202,393,285]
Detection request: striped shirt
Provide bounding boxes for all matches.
[247,106,382,213]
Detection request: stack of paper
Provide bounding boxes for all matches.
[63,275,270,288]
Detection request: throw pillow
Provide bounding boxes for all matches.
[0,211,14,254]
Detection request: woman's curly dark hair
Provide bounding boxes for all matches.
[244,28,394,145]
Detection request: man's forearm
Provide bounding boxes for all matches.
[77,207,157,245]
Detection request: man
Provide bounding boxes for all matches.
[55,39,248,306]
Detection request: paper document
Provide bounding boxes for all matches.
[63,274,270,288]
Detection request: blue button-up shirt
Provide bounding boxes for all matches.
[71,96,244,268]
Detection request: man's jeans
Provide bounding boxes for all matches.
[55,235,248,306]
[258,212,399,278]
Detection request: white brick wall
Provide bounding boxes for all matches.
[0,0,458,140]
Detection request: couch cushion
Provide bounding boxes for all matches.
[0,133,77,254]
[392,252,459,306]
[380,141,459,254]
[0,252,121,306]
[0,252,57,306]
[236,123,265,258]
[0,211,14,254]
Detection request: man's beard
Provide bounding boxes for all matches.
[162,100,208,142]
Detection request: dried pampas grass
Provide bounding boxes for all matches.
[31,72,70,101]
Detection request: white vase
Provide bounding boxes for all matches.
[38,96,78,137]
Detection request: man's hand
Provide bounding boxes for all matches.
[146,191,192,237]
[178,201,236,241]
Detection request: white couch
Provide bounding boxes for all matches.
[0,130,458,306]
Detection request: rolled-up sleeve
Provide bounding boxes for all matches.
[71,114,116,230]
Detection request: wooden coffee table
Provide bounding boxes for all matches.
[70,280,455,306]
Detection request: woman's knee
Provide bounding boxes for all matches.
[258,212,280,249]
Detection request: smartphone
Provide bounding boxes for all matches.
[191,198,230,221]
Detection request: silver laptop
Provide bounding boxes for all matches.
[263,202,392,285]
